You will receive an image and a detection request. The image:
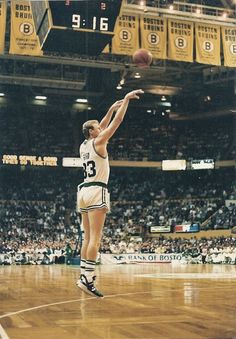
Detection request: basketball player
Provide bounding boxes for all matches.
[76,89,144,297]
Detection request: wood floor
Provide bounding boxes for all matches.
[0,263,236,339]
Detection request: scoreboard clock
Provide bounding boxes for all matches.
[31,0,122,55]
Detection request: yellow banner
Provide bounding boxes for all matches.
[222,27,236,67]
[140,15,166,59]
[9,0,43,56]
[168,19,193,62]
[195,23,221,66]
[0,0,7,54]
[111,12,139,55]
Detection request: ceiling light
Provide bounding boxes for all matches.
[88,106,92,110]
[204,96,211,102]
[35,95,47,100]
[116,84,122,90]
[147,109,152,113]
[160,102,171,107]
[161,95,166,101]
[0,93,5,97]
[134,73,141,79]
[76,98,88,103]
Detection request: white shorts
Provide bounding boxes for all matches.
[77,186,110,213]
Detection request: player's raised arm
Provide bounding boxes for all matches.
[99,100,124,130]
[96,89,144,144]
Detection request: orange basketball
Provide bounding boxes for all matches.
[132,49,153,68]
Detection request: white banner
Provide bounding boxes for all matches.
[101,253,183,264]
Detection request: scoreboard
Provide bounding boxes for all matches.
[31,0,122,55]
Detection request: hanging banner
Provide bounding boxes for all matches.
[195,23,221,66]
[0,0,7,54]
[140,15,166,59]
[168,19,193,62]
[221,27,236,68]
[111,12,139,55]
[9,0,43,56]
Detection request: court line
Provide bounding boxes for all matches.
[0,324,10,339]
[0,286,234,321]
[0,291,152,320]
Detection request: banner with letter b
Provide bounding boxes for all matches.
[195,23,221,66]
[168,19,193,62]
[9,0,43,56]
[221,27,236,67]
[111,12,139,56]
[140,15,167,59]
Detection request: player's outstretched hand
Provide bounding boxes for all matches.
[125,89,144,100]
[110,99,124,111]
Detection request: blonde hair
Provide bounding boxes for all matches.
[82,120,98,139]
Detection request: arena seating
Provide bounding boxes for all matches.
[0,166,235,264]
[108,114,235,161]
[0,104,234,160]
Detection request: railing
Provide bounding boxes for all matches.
[125,0,236,22]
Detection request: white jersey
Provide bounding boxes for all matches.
[79,138,110,185]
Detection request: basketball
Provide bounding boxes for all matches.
[132,49,153,68]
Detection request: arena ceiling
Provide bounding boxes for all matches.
[0,0,235,119]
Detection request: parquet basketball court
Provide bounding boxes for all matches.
[0,263,236,339]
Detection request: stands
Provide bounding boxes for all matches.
[0,99,235,264]
[0,166,235,264]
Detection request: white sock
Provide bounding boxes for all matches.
[80,258,86,276]
[85,259,96,283]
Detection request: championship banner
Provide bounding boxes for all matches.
[0,0,7,54]
[9,0,43,56]
[221,27,236,67]
[195,23,221,66]
[140,15,166,59]
[111,12,139,55]
[168,19,193,62]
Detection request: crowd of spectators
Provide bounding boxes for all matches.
[0,166,235,265]
[1,234,235,265]
[0,101,235,161]
[108,114,235,161]
[0,241,76,265]
[100,235,236,264]
[0,105,75,156]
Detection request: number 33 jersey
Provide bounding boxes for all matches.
[79,139,110,185]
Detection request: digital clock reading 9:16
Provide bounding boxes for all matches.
[72,14,109,31]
